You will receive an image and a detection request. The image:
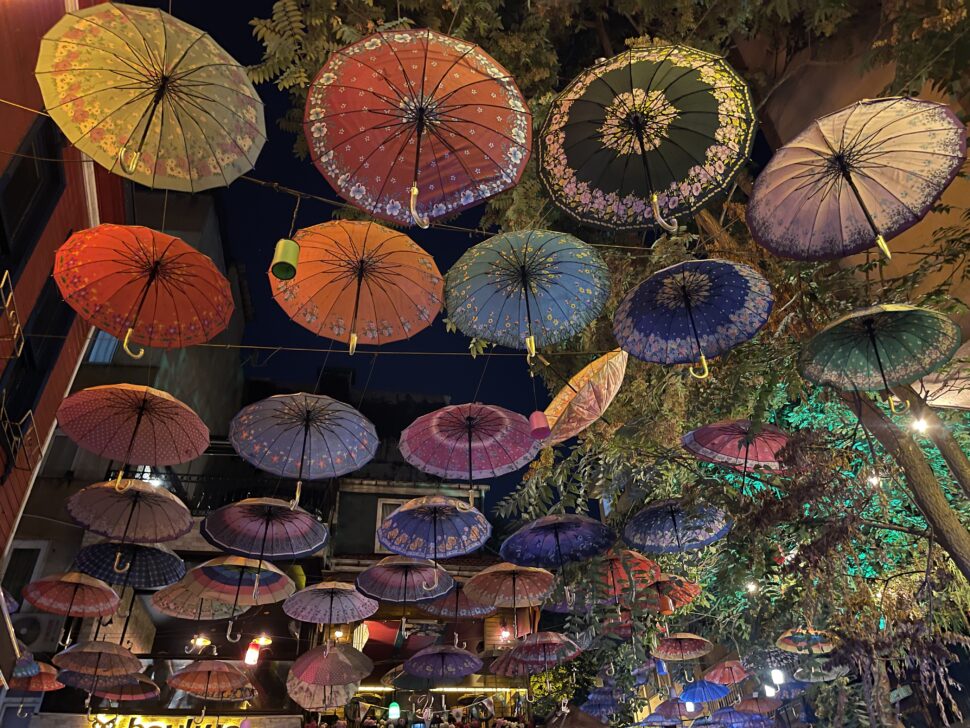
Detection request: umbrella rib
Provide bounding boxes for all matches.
[330,41,410,105]
[172,85,268,141]
[68,13,157,73]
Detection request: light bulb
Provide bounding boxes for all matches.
[388,701,401,720]
[764,684,777,697]
[684,701,695,712]
[746,582,758,593]
[867,473,881,487]
[334,629,344,639]
[912,417,928,433]
[244,639,261,666]
[190,635,210,649]
[770,668,785,685]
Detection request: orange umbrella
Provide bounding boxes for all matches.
[55,224,233,358]
[271,221,443,354]
[22,572,119,618]
[598,549,660,602]
[9,662,64,693]
[705,659,749,685]
[544,350,627,444]
[636,573,701,614]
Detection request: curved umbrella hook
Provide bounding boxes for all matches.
[188,704,207,726]
[289,480,302,510]
[113,470,132,493]
[112,550,131,574]
[889,396,910,414]
[650,193,678,234]
[226,619,241,643]
[121,328,145,360]
[409,185,430,229]
[16,704,30,719]
[118,147,141,175]
[689,353,709,380]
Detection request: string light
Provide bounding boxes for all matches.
[746,582,758,593]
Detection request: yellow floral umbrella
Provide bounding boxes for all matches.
[544,350,628,444]
[36,3,265,191]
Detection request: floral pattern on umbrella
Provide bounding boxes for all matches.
[67,479,192,544]
[52,641,141,677]
[500,514,615,569]
[545,350,628,445]
[150,578,248,621]
[168,660,252,700]
[305,29,530,226]
[682,419,790,475]
[283,581,379,625]
[36,3,265,191]
[417,582,497,621]
[624,499,731,554]
[378,495,491,562]
[464,563,555,608]
[9,663,64,694]
[290,644,373,686]
[287,674,359,711]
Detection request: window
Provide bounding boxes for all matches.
[87,330,118,364]
[1,541,48,607]
[374,498,407,553]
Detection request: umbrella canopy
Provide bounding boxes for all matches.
[23,572,119,618]
[201,497,329,560]
[508,632,582,670]
[291,644,374,686]
[500,514,615,569]
[58,670,142,693]
[748,97,966,261]
[682,419,789,475]
[271,221,443,351]
[445,230,609,354]
[799,304,961,393]
[775,627,836,654]
[36,2,264,191]
[399,403,540,483]
[57,384,209,466]
[9,663,64,693]
[540,45,755,231]
[705,660,748,685]
[355,556,453,603]
[650,698,704,723]
[230,393,377,505]
[465,563,554,607]
[150,578,248,621]
[67,479,192,544]
[377,495,491,563]
[417,581,497,621]
[188,556,296,607]
[305,28,530,227]
[168,660,251,700]
[75,542,184,590]
[54,225,234,356]
[599,549,661,601]
[637,573,702,613]
[613,259,773,379]
[711,707,774,727]
[736,696,782,715]
[95,673,160,702]
[284,581,379,625]
[287,674,359,711]
[680,679,730,704]
[545,350,628,445]
[624,499,731,554]
[52,641,141,677]
[651,632,713,661]
[404,644,483,679]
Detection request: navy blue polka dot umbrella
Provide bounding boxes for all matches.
[75,542,185,590]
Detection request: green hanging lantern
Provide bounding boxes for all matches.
[271,238,300,280]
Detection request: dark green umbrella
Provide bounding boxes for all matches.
[539,44,755,232]
[800,304,961,410]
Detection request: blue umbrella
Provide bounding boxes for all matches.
[445,230,610,355]
[775,678,809,700]
[613,259,773,379]
[681,679,730,704]
[13,653,40,679]
[501,514,615,569]
[624,499,731,554]
[75,542,185,590]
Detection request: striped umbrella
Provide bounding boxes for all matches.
[291,644,374,686]
[405,643,483,680]
[52,641,141,677]
[75,542,185,590]
[150,577,249,621]
[201,497,329,560]
[283,581,379,626]
[417,581,497,621]
[9,663,64,693]
[286,673,359,711]
[23,572,119,618]
[67,479,192,544]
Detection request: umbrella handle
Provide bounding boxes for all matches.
[875,234,892,260]
[226,620,241,643]
[289,481,302,510]
[118,146,140,175]
[252,572,261,601]
[113,551,131,574]
[189,705,207,726]
[421,567,440,592]
[409,185,430,229]
[689,353,709,380]
[650,193,679,233]
[888,396,909,414]
[453,632,466,649]
[113,471,132,493]
[16,704,29,718]
[348,332,358,356]
[121,328,145,360]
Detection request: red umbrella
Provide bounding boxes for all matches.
[652,698,704,722]
[737,695,783,715]
[599,549,661,602]
[682,419,790,480]
[636,573,701,614]
[94,673,160,702]
[705,659,749,685]
[508,632,582,669]
[9,663,64,693]
[52,641,141,677]
[23,572,119,618]
[54,224,233,357]
[168,660,251,699]
[304,29,531,227]
[291,644,374,686]
[651,632,713,661]
[466,563,553,639]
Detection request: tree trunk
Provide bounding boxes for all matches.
[895,384,970,500]
[844,392,970,583]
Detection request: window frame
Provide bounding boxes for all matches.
[374,497,408,554]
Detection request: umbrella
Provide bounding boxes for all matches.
[284,581,379,625]
[150,578,248,621]
[711,707,774,726]
[67,479,192,544]
[444,230,609,356]
[23,572,119,618]
[651,633,713,661]
[613,259,773,379]
[500,514,615,569]
[545,350,628,444]
[52,641,141,677]
[741,646,799,674]
[399,403,540,484]
[169,660,252,722]
[799,305,961,405]
[705,660,748,685]
[54,224,234,357]
[58,670,142,693]
[230,392,377,507]
[355,555,453,604]
[3,587,19,614]
[201,497,329,560]
[417,581,497,621]
[9,663,64,693]
[747,97,966,261]
[95,674,160,702]
[775,679,809,700]
[13,651,40,680]
[56,384,209,480]
[624,499,731,554]
[637,573,702,613]
[682,419,790,476]
[291,644,374,686]
[466,563,553,638]
[680,679,730,704]
[775,627,836,654]
[270,220,443,353]
[287,674,358,711]
[736,695,782,715]
[404,643,483,679]
[539,45,755,231]
[304,28,530,227]
[509,631,582,669]
[75,542,184,589]
[649,698,704,723]
[36,2,265,191]
[598,549,661,603]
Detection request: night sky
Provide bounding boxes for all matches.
[133,0,547,508]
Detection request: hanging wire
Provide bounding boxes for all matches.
[287,195,302,238]
[470,348,494,402]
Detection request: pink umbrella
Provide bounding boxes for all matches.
[508,632,582,669]
[291,644,373,686]
[405,642,483,680]
[23,572,119,619]
[682,419,789,480]
[400,403,539,484]
[52,641,141,677]
[287,673,358,711]
[705,660,748,685]
[283,581,379,625]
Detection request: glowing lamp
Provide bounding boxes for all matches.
[388,701,401,720]
[684,702,695,712]
[244,640,261,666]
[764,684,777,697]
[770,668,785,685]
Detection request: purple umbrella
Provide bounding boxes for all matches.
[624,499,731,554]
[417,582,497,621]
[230,393,377,507]
[500,514,614,569]
[283,581,379,626]
[356,556,453,629]
[201,497,329,560]
[404,641,483,680]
